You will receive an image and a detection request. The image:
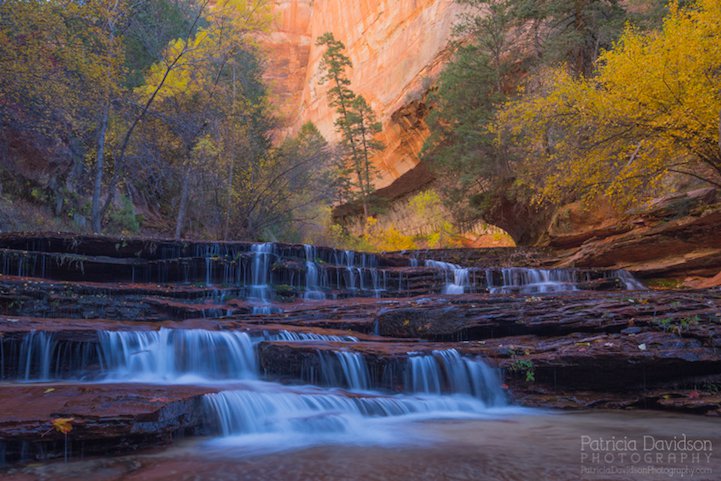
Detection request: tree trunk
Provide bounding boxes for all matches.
[717,107,721,158]
[223,161,233,240]
[175,169,191,240]
[91,103,110,233]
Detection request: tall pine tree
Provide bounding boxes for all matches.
[316,33,383,228]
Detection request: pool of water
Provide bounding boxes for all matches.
[4,410,719,481]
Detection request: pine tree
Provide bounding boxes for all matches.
[316,32,384,228]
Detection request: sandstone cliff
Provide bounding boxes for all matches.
[263,0,460,188]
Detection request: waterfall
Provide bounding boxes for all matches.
[335,351,370,390]
[266,330,359,343]
[615,270,646,290]
[19,331,54,381]
[303,244,326,300]
[425,260,470,294]
[485,268,579,294]
[3,331,100,381]
[318,350,371,390]
[203,387,499,439]
[97,329,257,381]
[404,350,506,406]
[249,243,274,314]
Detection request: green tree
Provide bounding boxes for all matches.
[316,33,384,228]
[422,0,518,230]
[512,0,628,76]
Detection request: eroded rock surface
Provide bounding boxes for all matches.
[1,233,720,467]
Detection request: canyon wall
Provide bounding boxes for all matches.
[263,0,461,188]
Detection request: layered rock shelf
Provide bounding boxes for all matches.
[1,233,720,467]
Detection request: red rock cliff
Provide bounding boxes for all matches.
[263,0,460,188]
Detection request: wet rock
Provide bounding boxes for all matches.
[0,384,216,464]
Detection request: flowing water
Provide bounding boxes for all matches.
[425,260,471,294]
[5,411,719,481]
[249,243,275,314]
[303,244,326,301]
[0,242,662,479]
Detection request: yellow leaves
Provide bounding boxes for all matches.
[51,417,74,435]
[139,0,273,101]
[500,0,721,208]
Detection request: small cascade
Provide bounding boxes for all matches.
[405,350,506,406]
[317,350,371,390]
[425,260,471,295]
[332,250,387,297]
[98,329,257,381]
[615,270,646,290]
[303,245,326,300]
[18,331,54,381]
[340,250,360,292]
[265,330,359,343]
[335,351,370,390]
[486,268,580,294]
[203,387,498,439]
[249,243,275,314]
[2,331,100,381]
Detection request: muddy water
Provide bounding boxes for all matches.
[4,410,720,481]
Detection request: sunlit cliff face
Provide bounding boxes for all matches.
[262,0,461,188]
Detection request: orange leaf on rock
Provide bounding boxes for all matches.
[51,417,74,434]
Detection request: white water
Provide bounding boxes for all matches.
[405,349,506,406]
[317,350,371,391]
[6,326,516,453]
[249,243,275,314]
[425,260,470,294]
[303,244,326,300]
[615,269,647,290]
[98,329,257,382]
[266,330,359,343]
[335,250,386,297]
[335,351,370,390]
[18,330,54,381]
[486,268,579,294]
[202,384,514,451]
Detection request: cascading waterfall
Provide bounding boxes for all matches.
[18,331,54,381]
[405,349,506,406]
[98,329,257,381]
[333,250,386,297]
[202,387,500,440]
[303,244,326,300]
[486,268,580,294]
[265,330,359,343]
[484,267,645,294]
[249,243,275,314]
[615,270,646,290]
[317,350,371,390]
[335,351,370,390]
[2,331,100,381]
[425,260,470,295]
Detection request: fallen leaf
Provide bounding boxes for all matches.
[51,417,74,434]
[44,388,55,394]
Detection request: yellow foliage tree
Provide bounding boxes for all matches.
[500,0,721,207]
[137,0,273,238]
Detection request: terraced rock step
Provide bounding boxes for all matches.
[0,383,217,464]
[1,233,719,467]
[375,290,721,340]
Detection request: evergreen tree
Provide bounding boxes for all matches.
[316,33,384,228]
